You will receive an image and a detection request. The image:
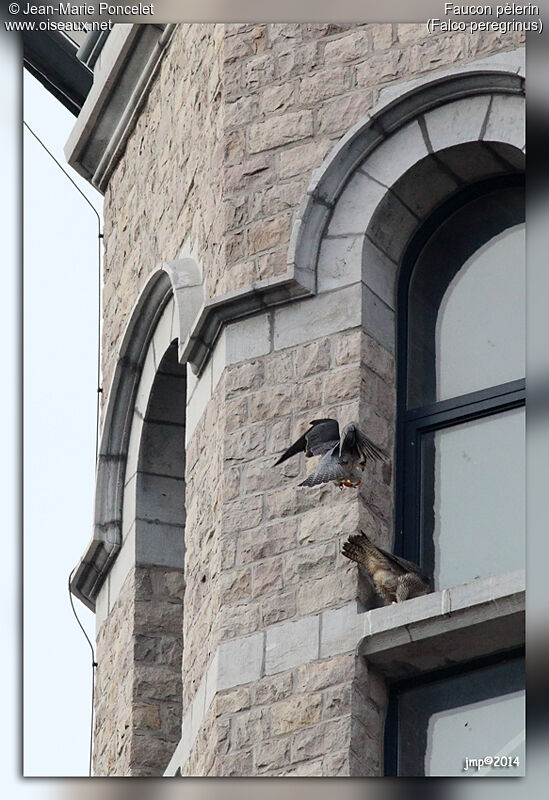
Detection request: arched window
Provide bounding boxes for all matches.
[396,175,525,590]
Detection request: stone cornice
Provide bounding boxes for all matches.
[181,271,314,376]
[64,24,177,193]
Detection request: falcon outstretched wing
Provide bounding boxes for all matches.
[339,422,384,465]
[274,418,339,465]
[304,418,340,456]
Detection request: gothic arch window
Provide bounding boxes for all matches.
[396,175,525,589]
[71,259,202,611]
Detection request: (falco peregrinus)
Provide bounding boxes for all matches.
[342,531,431,604]
[275,418,384,488]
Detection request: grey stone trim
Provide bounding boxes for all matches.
[165,570,524,776]
[360,570,525,679]
[65,24,177,192]
[71,260,200,612]
[181,272,314,377]
[70,270,172,610]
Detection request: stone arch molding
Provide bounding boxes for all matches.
[70,258,203,611]
[287,62,525,348]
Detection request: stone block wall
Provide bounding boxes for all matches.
[182,653,386,776]
[93,564,184,776]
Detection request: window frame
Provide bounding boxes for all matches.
[383,647,525,776]
[395,173,526,569]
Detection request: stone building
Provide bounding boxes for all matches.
[67,22,526,777]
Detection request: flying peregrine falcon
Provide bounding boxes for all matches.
[275,418,384,488]
[342,531,431,604]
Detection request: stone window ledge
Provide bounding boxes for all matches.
[359,569,525,679]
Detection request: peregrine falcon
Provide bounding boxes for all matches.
[275,418,384,488]
[342,531,430,604]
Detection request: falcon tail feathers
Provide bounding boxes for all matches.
[341,532,390,573]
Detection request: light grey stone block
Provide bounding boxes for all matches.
[376,48,524,110]
[180,710,193,767]
[361,283,395,353]
[185,360,212,444]
[135,519,185,568]
[265,615,320,674]
[448,569,524,614]
[362,237,397,311]
[95,580,109,634]
[139,420,186,479]
[468,48,525,77]
[320,602,364,658]
[317,235,363,292]
[186,362,199,402]
[274,284,361,351]
[225,313,272,365]
[107,524,135,613]
[121,472,136,537]
[425,94,490,151]
[217,632,264,691]
[361,120,428,187]
[136,472,185,527]
[151,298,175,363]
[360,570,525,678]
[483,93,525,151]
[174,284,205,354]
[124,410,143,486]
[211,328,227,394]
[134,345,156,416]
[327,171,386,236]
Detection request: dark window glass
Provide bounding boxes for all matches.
[386,654,525,776]
[397,178,525,586]
[407,186,525,409]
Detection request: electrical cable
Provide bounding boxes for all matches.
[23,120,103,460]
[68,568,97,777]
[24,120,102,776]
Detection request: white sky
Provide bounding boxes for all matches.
[0,42,102,781]
[22,70,100,776]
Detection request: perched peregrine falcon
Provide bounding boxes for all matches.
[275,418,384,488]
[342,531,431,604]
